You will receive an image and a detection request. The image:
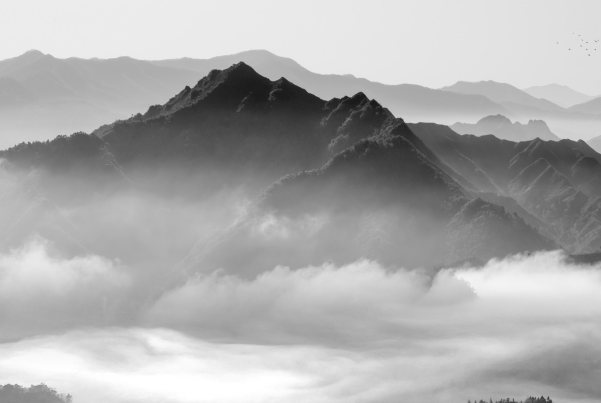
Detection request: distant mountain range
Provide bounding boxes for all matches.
[150,50,510,125]
[5,62,601,280]
[441,80,565,112]
[2,49,601,149]
[523,83,596,108]
[451,114,560,142]
[569,96,601,115]
[439,79,601,140]
[149,51,601,140]
[0,50,199,148]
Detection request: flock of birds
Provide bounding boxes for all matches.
[557,33,599,56]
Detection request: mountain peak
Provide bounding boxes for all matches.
[452,115,560,142]
[225,61,255,73]
[197,62,269,94]
[477,114,512,124]
[24,49,44,56]
[6,49,47,64]
[215,61,261,79]
[526,119,549,128]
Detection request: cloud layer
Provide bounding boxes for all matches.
[0,237,130,339]
[2,251,600,403]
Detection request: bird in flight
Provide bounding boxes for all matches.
[560,33,599,56]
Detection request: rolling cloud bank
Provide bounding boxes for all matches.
[1,242,601,402]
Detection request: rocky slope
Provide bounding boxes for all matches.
[410,122,601,252]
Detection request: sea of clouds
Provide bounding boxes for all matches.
[1,244,601,403]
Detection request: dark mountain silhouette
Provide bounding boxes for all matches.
[93,62,397,183]
[149,49,510,124]
[1,63,555,274]
[174,100,554,276]
[569,96,601,115]
[151,51,601,140]
[523,83,595,108]
[451,114,560,141]
[409,122,601,252]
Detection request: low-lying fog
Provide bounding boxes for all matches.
[1,162,600,403]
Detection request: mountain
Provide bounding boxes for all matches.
[93,62,397,185]
[587,134,601,153]
[570,97,601,115]
[149,49,510,124]
[523,84,595,108]
[181,118,554,277]
[0,76,36,107]
[440,80,565,112]
[0,50,200,110]
[451,114,561,141]
[0,50,200,148]
[409,122,601,252]
[440,80,601,140]
[3,49,601,149]
[153,50,601,141]
[1,63,555,275]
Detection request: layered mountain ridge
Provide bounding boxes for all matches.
[409,123,601,252]
[570,96,601,115]
[523,84,595,108]
[440,79,601,140]
[0,50,200,148]
[3,48,601,151]
[4,62,600,279]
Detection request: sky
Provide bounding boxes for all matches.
[1,0,600,94]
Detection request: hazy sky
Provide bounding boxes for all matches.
[1,0,600,94]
